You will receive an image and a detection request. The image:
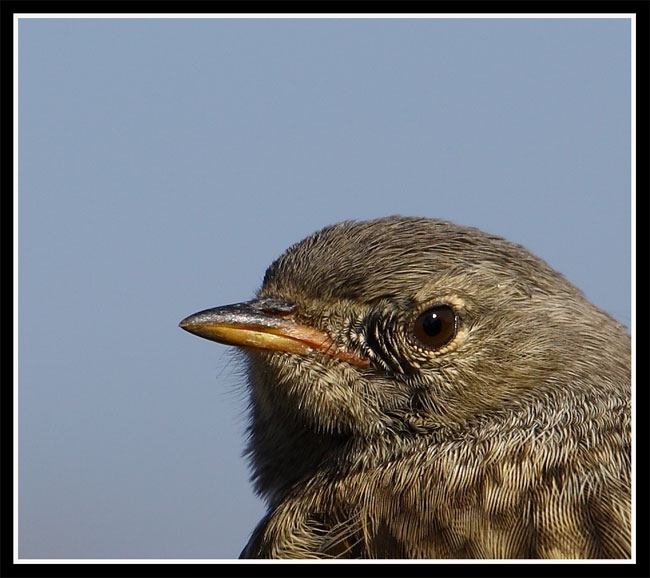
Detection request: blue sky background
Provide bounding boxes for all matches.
[17,16,632,560]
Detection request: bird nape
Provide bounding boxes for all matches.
[179,216,631,560]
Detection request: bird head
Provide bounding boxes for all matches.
[180,216,630,503]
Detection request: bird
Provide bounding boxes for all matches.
[179,216,631,559]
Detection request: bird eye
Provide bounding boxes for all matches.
[412,304,457,350]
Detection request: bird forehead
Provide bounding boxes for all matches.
[261,217,538,302]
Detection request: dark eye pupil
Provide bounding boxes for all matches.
[412,304,456,349]
[421,312,443,336]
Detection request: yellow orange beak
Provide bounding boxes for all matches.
[179,298,369,368]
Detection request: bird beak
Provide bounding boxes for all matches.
[179,299,369,368]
